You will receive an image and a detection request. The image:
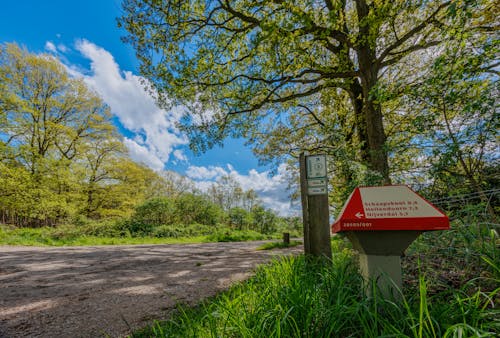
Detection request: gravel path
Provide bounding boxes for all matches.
[0,242,301,337]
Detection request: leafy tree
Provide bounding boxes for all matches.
[251,205,278,234]
[133,197,177,227]
[174,193,224,225]
[119,0,479,184]
[0,43,120,225]
[207,175,239,210]
[159,170,196,197]
[0,43,112,173]
[205,174,263,212]
[405,26,499,219]
[82,136,126,218]
[228,207,253,230]
[0,43,172,225]
[94,159,165,219]
[242,189,259,212]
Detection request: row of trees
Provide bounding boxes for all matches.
[0,43,159,225]
[131,193,290,235]
[120,0,498,218]
[0,43,290,231]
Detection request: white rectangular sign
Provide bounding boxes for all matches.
[307,178,327,187]
[307,187,328,196]
[306,155,327,179]
[308,186,328,195]
[358,186,443,218]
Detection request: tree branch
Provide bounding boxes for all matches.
[380,40,441,68]
[298,104,326,127]
[377,1,451,67]
[229,84,328,115]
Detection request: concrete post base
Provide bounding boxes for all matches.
[345,231,422,299]
[359,254,402,298]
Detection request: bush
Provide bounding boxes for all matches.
[184,223,219,236]
[49,224,82,240]
[151,225,182,238]
[133,197,176,227]
[206,229,269,242]
[174,194,224,226]
[79,220,129,238]
[130,194,224,231]
[122,220,155,237]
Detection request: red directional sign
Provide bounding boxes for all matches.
[332,185,449,232]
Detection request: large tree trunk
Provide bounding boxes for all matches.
[348,80,369,164]
[356,0,391,185]
[363,91,391,184]
[355,61,391,183]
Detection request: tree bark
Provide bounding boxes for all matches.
[355,0,391,184]
[348,80,369,164]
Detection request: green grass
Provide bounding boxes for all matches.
[206,229,272,242]
[132,234,499,338]
[257,240,302,250]
[0,225,276,246]
[0,226,206,246]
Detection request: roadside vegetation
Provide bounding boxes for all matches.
[0,44,299,247]
[257,240,302,251]
[0,193,301,246]
[0,43,300,246]
[133,214,499,338]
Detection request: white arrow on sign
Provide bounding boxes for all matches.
[355,212,364,219]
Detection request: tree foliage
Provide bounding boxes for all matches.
[119,0,498,214]
[0,43,170,225]
[404,24,499,218]
[119,0,484,184]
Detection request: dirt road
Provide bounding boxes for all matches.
[0,241,301,337]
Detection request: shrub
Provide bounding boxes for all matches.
[151,225,182,238]
[174,193,224,226]
[122,220,155,237]
[80,220,129,238]
[184,223,218,236]
[133,197,176,227]
[206,229,269,242]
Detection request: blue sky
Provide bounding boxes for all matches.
[0,0,298,215]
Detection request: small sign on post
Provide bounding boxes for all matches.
[305,155,328,196]
[299,153,331,259]
[306,155,327,178]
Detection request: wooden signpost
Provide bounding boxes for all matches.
[299,153,332,259]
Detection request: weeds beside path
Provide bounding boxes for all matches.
[0,241,301,338]
[136,232,499,338]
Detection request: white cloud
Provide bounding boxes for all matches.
[54,39,297,215]
[44,41,69,54]
[186,163,298,216]
[123,138,165,171]
[186,165,229,180]
[173,149,188,162]
[71,39,188,169]
[57,43,69,53]
[45,41,57,53]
